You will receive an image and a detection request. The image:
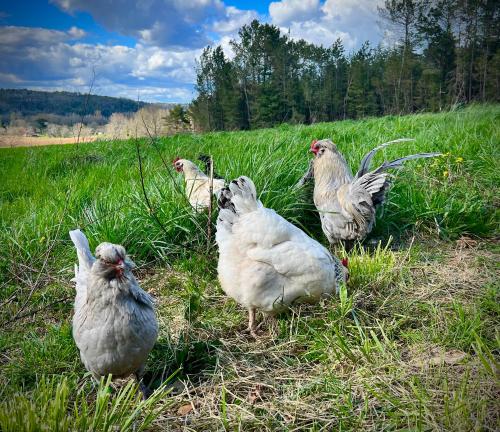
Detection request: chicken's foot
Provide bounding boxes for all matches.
[245,307,260,339]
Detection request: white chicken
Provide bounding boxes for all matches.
[216,176,347,337]
[69,229,158,398]
[173,157,225,211]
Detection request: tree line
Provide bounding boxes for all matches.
[190,0,499,131]
[0,89,148,122]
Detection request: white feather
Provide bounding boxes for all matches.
[69,229,95,311]
[216,177,343,315]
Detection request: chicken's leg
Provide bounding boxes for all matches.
[135,369,153,400]
[247,307,259,339]
[341,239,355,253]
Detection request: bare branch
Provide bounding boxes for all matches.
[76,67,96,149]
[139,110,189,204]
[134,128,170,238]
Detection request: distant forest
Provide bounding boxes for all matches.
[190,0,499,131]
[0,89,146,121]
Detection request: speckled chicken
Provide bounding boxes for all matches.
[308,139,440,248]
[216,176,347,337]
[69,229,158,398]
[173,158,226,211]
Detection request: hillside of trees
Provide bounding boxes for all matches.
[0,89,147,121]
[190,0,499,131]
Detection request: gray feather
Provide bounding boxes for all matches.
[295,159,315,188]
[372,152,442,174]
[356,138,415,178]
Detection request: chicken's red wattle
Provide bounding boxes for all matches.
[310,140,318,154]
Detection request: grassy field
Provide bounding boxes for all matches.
[0,135,99,148]
[0,104,498,430]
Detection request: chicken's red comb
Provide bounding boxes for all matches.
[341,257,348,268]
[172,157,180,164]
[310,139,318,149]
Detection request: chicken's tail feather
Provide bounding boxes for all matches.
[198,154,224,180]
[355,152,441,208]
[218,176,258,213]
[217,176,259,232]
[69,229,95,272]
[372,152,442,174]
[356,138,415,178]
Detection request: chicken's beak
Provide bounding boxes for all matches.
[115,259,125,277]
[173,157,182,172]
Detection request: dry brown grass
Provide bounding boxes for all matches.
[408,236,499,304]
[0,135,99,148]
[134,239,500,431]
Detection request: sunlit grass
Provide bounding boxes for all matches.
[0,375,171,432]
[0,105,498,430]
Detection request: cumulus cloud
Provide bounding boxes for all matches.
[0,1,387,102]
[50,0,250,49]
[269,0,383,50]
[211,6,259,34]
[0,26,71,48]
[0,25,199,102]
[286,20,355,49]
[269,0,321,25]
[68,26,86,38]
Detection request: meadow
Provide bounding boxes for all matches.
[0,105,498,430]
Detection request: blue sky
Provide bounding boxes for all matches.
[0,0,385,103]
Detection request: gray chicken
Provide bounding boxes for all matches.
[69,229,158,398]
[307,139,440,249]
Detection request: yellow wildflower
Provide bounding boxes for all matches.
[455,157,463,163]
[443,170,449,178]
[39,236,46,243]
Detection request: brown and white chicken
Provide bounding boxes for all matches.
[308,139,440,248]
[173,157,225,211]
[216,176,348,337]
[70,229,158,398]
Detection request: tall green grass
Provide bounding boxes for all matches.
[0,105,498,430]
[0,375,171,432]
[1,105,498,273]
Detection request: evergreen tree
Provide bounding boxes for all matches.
[190,6,499,132]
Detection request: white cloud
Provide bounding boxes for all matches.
[269,0,321,25]
[68,26,86,39]
[218,35,235,59]
[50,0,243,49]
[0,26,198,102]
[321,0,381,18]
[130,44,200,83]
[0,72,21,83]
[92,81,194,102]
[210,6,259,34]
[284,20,355,49]
[0,1,387,103]
[269,0,384,51]
[0,26,70,48]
